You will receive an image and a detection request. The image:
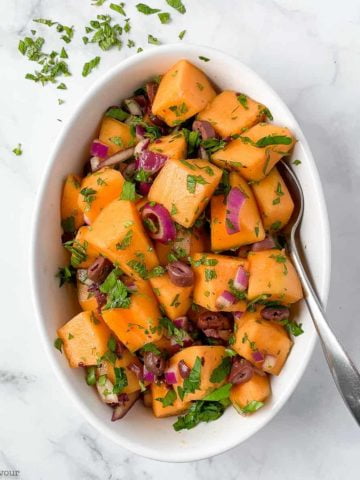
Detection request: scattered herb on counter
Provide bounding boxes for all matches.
[166,0,186,14]
[148,34,160,45]
[136,3,161,14]
[12,144,23,156]
[178,29,186,40]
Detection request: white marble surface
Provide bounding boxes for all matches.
[1,0,360,478]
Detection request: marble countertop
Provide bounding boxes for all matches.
[1,0,360,478]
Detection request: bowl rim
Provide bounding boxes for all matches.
[30,43,331,462]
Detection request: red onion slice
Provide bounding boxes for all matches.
[198,146,210,160]
[225,187,246,235]
[233,266,249,291]
[76,269,94,287]
[90,148,135,172]
[90,140,109,159]
[143,365,155,383]
[233,311,244,321]
[164,368,178,385]
[124,98,142,116]
[90,156,102,173]
[251,235,276,252]
[135,150,167,174]
[96,378,119,404]
[111,391,140,421]
[252,350,265,363]
[138,181,152,196]
[215,290,237,309]
[263,354,277,370]
[141,202,176,244]
[173,316,189,330]
[134,138,150,155]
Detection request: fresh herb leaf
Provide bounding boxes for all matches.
[116,229,133,250]
[280,319,304,336]
[120,181,137,201]
[227,279,247,301]
[105,107,129,121]
[169,102,188,116]
[156,388,177,407]
[203,383,232,401]
[148,34,160,45]
[159,316,187,346]
[239,400,264,414]
[173,400,225,431]
[237,93,248,109]
[108,336,117,352]
[269,253,288,275]
[205,269,217,282]
[64,240,88,267]
[255,135,292,148]
[82,56,101,77]
[113,367,128,393]
[126,259,147,279]
[100,268,132,309]
[12,144,23,156]
[210,357,231,383]
[110,2,126,15]
[178,356,202,400]
[270,220,282,231]
[199,55,210,62]
[136,3,161,14]
[293,159,301,166]
[142,342,161,354]
[56,264,76,287]
[158,12,171,23]
[86,366,97,385]
[166,0,186,14]
[201,137,226,154]
[178,29,186,39]
[186,174,209,194]
[54,337,64,353]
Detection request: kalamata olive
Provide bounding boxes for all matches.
[237,245,252,258]
[192,120,217,140]
[178,360,191,379]
[145,82,158,104]
[143,351,166,376]
[261,306,290,321]
[197,311,232,330]
[228,357,254,385]
[166,261,194,287]
[203,329,232,341]
[87,257,113,284]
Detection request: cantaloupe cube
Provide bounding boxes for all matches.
[101,279,162,352]
[233,309,293,375]
[68,226,100,269]
[61,174,84,232]
[251,166,294,231]
[148,158,222,228]
[77,281,98,313]
[197,90,268,137]
[192,253,248,312]
[78,167,125,225]
[152,60,216,126]
[211,172,265,251]
[99,117,137,157]
[57,311,111,367]
[151,382,191,418]
[86,199,159,280]
[155,227,207,266]
[230,373,270,412]
[212,124,295,181]
[99,350,142,394]
[148,132,187,160]
[150,273,193,320]
[248,249,303,303]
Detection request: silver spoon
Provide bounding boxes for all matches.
[278,160,360,424]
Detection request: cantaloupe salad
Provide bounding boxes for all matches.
[54,59,303,430]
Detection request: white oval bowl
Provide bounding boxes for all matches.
[31,44,331,462]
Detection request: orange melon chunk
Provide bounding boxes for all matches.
[78,167,125,225]
[150,273,193,320]
[248,249,303,303]
[192,253,248,312]
[197,90,267,137]
[211,172,265,251]
[155,227,206,266]
[99,350,142,394]
[230,373,270,413]
[148,132,187,160]
[148,158,222,228]
[69,226,100,269]
[61,174,84,232]
[98,117,136,157]
[152,60,216,126]
[212,123,295,181]
[151,382,191,418]
[57,311,111,368]
[251,166,294,231]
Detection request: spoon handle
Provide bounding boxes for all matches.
[290,246,360,425]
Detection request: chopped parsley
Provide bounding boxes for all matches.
[159,316,188,346]
[156,388,177,407]
[110,2,127,15]
[201,137,226,154]
[166,0,186,14]
[280,318,304,336]
[142,342,161,354]
[205,268,217,282]
[178,29,186,40]
[237,93,248,109]
[173,400,225,431]
[169,102,188,117]
[177,356,202,400]
[82,56,101,77]
[113,367,128,394]
[186,174,209,194]
[84,14,123,51]
[270,253,288,275]
[86,366,97,386]
[203,383,232,401]
[105,107,129,121]
[239,400,264,414]
[100,268,132,309]
[136,3,161,14]
[148,34,160,45]
[190,255,218,268]
[158,12,171,23]
[209,357,231,383]
[12,144,23,156]
[54,337,64,353]
[116,229,133,250]
[56,264,76,287]
[109,135,123,146]
[293,159,302,166]
[64,240,88,267]
[199,56,210,62]
[120,181,137,201]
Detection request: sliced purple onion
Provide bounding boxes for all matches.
[141,202,176,243]
[90,148,135,172]
[252,350,265,363]
[135,124,146,140]
[76,269,94,287]
[226,187,247,235]
[164,368,178,385]
[124,97,142,116]
[173,316,189,330]
[251,235,276,252]
[134,138,150,156]
[178,360,191,379]
[90,140,109,159]
[233,266,249,291]
[263,354,277,370]
[135,150,167,174]
[215,290,237,309]
[96,378,119,404]
[143,365,155,383]
[90,156,101,172]
[138,181,152,196]
[233,311,244,321]
[111,391,140,421]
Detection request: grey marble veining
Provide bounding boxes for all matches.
[1,0,360,478]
